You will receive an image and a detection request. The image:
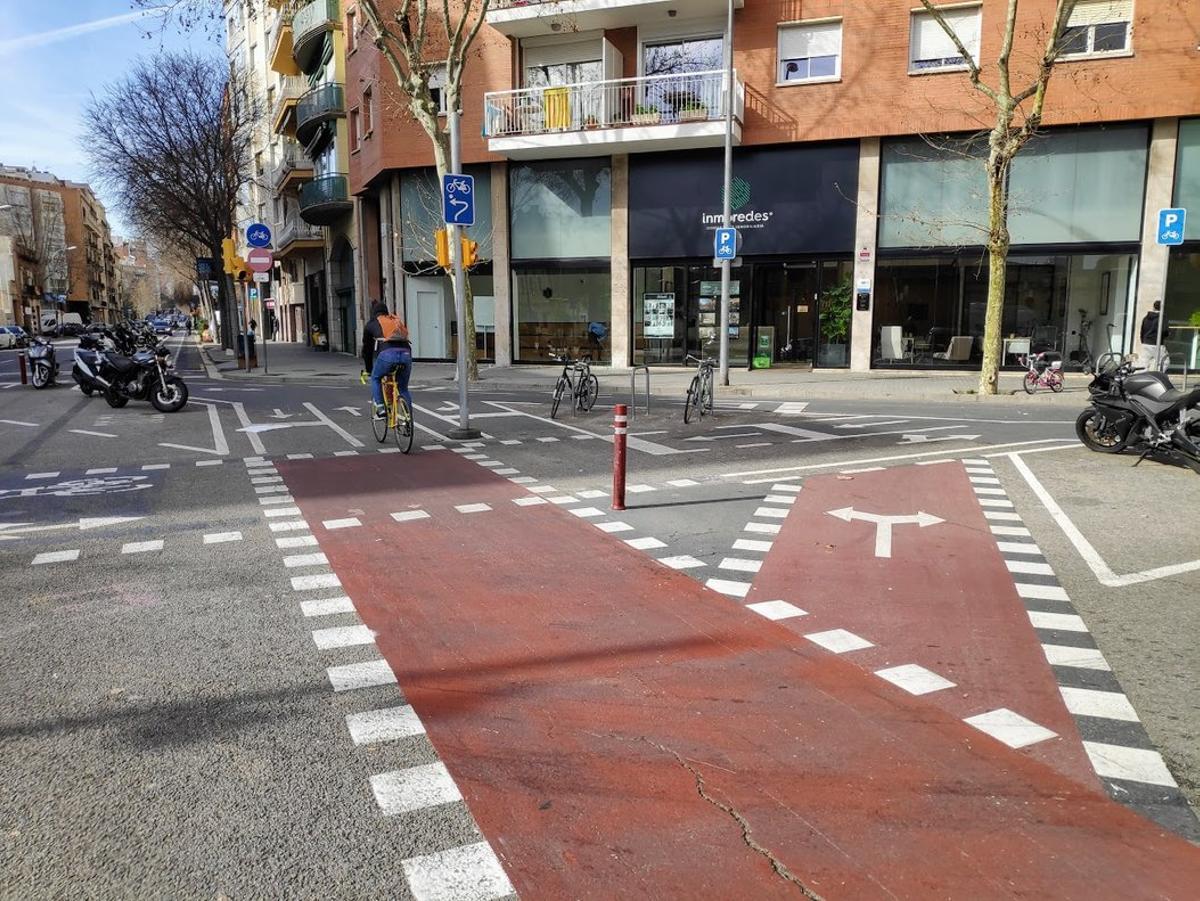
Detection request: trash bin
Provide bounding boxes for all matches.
[236,333,258,368]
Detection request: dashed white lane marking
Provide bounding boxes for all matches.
[747,600,807,621]
[69,429,117,438]
[401,841,515,901]
[85,467,118,475]
[301,596,355,617]
[260,496,296,506]
[969,477,1002,485]
[658,555,705,570]
[1015,583,1070,601]
[463,454,488,461]
[718,557,762,574]
[577,489,608,499]
[733,538,773,553]
[753,506,790,519]
[25,472,60,480]
[990,525,1032,537]
[277,535,319,549]
[499,439,522,446]
[255,485,290,495]
[268,520,309,532]
[287,453,314,460]
[1060,686,1140,722]
[547,495,579,505]
[291,573,342,591]
[569,507,605,518]
[494,468,520,476]
[805,629,874,654]
[509,476,537,485]
[32,550,80,565]
[984,510,1022,522]
[121,540,164,555]
[1082,742,1179,787]
[1005,560,1055,576]
[1042,644,1111,670]
[513,497,548,507]
[346,705,426,745]
[323,517,362,530]
[141,463,170,471]
[327,659,397,692]
[529,485,557,494]
[247,467,276,476]
[195,460,224,467]
[763,494,797,505]
[626,536,667,551]
[391,510,431,523]
[284,552,329,568]
[744,522,781,535]
[704,577,751,598]
[203,532,243,544]
[875,664,956,696]
[1028,610,1088,632]
[997,541,1042,556]
[964,708,1057,749]
[595,521,633,533]
[264,507,303,518]
[978,498,1015,509]
[627,484,656,493]
[251,476,284,484]
[312,624,375,650]
[536,436,559,443]
[841,466,885,474]
[455,503,492,514]
[736,442,773,449]
[771,483,802,493]
[377,448,402,455]
[478,461,504,468]
[334,451,358,457]
[371,762,462,815]
[667,478,699,488]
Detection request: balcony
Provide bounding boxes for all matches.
[275,213,325,256]
[269,18,299,76]
[272,76,307,136]
[295,83,345,146]
[487,0,743,38]
[292,0,340,73]
[299,174,352,225]
[272,145,315,193]
[484,69,743,159]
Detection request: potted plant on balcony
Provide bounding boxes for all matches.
[583,114,600,130]
[631,104,661,126]
[678,100,709,122]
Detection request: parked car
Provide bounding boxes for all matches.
[0,325,30,348]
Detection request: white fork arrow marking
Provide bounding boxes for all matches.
[270,409,295,420]
[335,406,362,417]
[826,507,944,558]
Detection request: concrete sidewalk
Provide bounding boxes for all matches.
[201,340,1094,403]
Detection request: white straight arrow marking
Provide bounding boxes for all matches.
[826,507,944,558]
[335,406,363,417]
[270,408,295,420]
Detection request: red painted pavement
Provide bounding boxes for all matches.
[745,463,1098,790]
[278,453,1200,899]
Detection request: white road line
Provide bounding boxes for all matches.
[401,842,515,901]
[371,763,462,815]
[528,485,557,494]
[704,577,751,598]
[346,705,425,745]
[327,659,396,692]
[1005,560,1055,576]
[763,494,797,505]
[744,522,782,535]
[250,476,283,484]
[85,467,118,475]
[291,573,342,591]
[277,535,318,548]
[747,600,807,621]
[537,436,559,443]
[455,504,492,514]
[204,532,243,544]
[753,506,789,519]
[323,517,362,529]
[996,541,1041,555]
[547,495,579,505]
[0,419,37,427]
[268,520,309,532]
[255,485,290,494]
[733,538,773,552]
[1014,583,1070,601]
[284,553,329,568]
[973,486,1007,496]
[667,479,699,487]
[141,463,170,471]
[992,526,1035,538]
[736,443,773,449]
[569,507,605,518]
[195,460,224,467]
[626,536,667,551]
[509,476,537,485]
[805,629,874,653]
[303,401,366,448]
[312,624,375,650]
[984,510,1022,522]
[264,507,303,518]
[658,555,705,570]
[32,550,79,565]
[463,454,488,460]
[69,429,117,438]
[977,498,1015,509]
[513,497,548,507]
[1060,686,1140,722]
[771,483,802,493]
[391,510,431,523]
[25,472,60,480]
[301,596,355,617]
[718,557,762,573]
[875,664,956,696]
[260,496,296,506]
[964,708,1057,749]
[1082,742,1178,787]
[626,484,656,493]
[494,468,520,476]
[577,489,608,499]
[1042,644,1111,670]
[595,521,633,533]
[121,540,163,555]
[1028,610,1087,632]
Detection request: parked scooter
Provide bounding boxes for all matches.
[27,336,58,389]
[71,329,188,412]
[1077,357,1200,474]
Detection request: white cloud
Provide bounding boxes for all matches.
[0,7,169,56]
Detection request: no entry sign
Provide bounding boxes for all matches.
[246,248,274,273]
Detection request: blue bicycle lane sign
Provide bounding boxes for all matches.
[442,174,475,227]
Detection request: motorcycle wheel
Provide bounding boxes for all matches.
[1075,408,1129,454]
[31,364,51,389]
[150,377,188,413]
[104,386,129,409]
[79,383,95,396]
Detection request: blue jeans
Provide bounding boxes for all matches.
[371,347,413,411]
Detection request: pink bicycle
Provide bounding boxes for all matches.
[1020,352,1064,394]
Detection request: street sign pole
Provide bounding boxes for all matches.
[1153,208,1187,370]
[447,110,481,440]
[718,0,735,387]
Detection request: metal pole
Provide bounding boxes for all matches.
[1154,300,1166,373]
[612,404,628,511]
[718,0,735,387]
[447,109,481,440]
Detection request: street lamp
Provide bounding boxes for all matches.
[718,0,735,387]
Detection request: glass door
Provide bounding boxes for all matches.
[753,262,819,367]
[816,260,853,367]
[692,264,749,364]
[633,265,689,364]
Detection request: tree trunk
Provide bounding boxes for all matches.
[978,148,1012,396]
[429,130,479,382]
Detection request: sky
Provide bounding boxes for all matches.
[0,1,220,236]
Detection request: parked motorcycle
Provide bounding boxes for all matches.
[71,330,188,412]
[27,336,58,389]
[1076,358,1200,474]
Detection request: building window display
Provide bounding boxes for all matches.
[510,158,611,261]
[514,266,611,364]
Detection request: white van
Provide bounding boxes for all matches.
[40,312,83,335]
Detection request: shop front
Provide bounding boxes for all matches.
[1162,118,1200,374]
[628,143,858,368]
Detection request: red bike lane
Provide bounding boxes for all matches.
[278,452,1200,899]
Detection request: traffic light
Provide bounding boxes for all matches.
[222,234,248,278]
[461,236,479,268]
[434,228,450,270]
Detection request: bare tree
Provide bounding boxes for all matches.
[82,51,256,347]
[916,0,1080,394]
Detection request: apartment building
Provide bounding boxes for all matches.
[346,0,1200,374]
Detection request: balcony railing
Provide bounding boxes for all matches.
[485,69,740,140]
[272,75,306,133]
[275,214,324,252]
[296,83,345,145]
[272,146,314,191]
[487,0,742,37]
[292,0,340,72]
[299,173,351,225]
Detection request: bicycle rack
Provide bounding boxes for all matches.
[629,365,650,418]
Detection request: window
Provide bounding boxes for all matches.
[1059,0,1132,57]
[778,20,842,83]
[429,66,449,116]
[642,36,723,76]
[909,5,981,73]
[348,107,360,151]
[361,86,373,135]
[346,8,356,52]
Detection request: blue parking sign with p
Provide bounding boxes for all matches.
[715,227,738,260]
[1157,208,1186,246]
[443,174,475,227]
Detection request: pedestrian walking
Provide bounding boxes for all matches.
[1138,301,1170,372]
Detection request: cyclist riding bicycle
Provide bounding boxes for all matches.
[361,300,413,420]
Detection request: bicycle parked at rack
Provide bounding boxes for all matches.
[360,369,414,453]
[550,354,599,419]
[684,354,717,423]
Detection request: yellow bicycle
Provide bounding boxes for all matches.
[361,368,414,454]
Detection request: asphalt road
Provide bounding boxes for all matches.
[1,339,1196,897]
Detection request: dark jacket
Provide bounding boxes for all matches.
[1140,311,1168,344]
[361,301,411,371]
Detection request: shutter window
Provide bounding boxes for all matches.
[778,20,842,82]
[910,6,982,70]
[1068,0,1133,27]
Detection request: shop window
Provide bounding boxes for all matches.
[514,265,612,364]
[510,158,611,260]
[1059,1,1132,58]
[777,20,842,84]
[909,5,981,73]
[1175,119,1200,241]
[879,137,988,248]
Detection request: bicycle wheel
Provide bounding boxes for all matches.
[684,376,700,424]
[371,388,389,443]
[551,376,568,419]
[579,374,599,412]
[1049,371,1064,393]
[394,397,414,454]
[1023,372,1038,395]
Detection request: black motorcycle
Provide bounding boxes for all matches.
[1076,358,1200,474]
[27,336,58,389]
[72,329,188,413]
